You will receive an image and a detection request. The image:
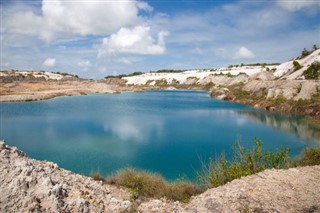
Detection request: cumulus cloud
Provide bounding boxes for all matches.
[4,0,152,42]
[234,47,255,59]
[42,58,56,67]
[98,26,169,56]
[277,0,320,11]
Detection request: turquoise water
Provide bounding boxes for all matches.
[0,90,319,180]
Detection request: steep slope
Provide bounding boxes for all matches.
[274,49,320,79]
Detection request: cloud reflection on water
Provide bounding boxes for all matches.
[104,115,164,143]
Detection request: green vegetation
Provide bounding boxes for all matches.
[303,61,320,80]
[203,82,215,90]
[228,63,280,68]
[53,71,79,78]
[293,60,302,71]
[298,147,320,166]
[234,89,250,99]
[105,168,202,202]
[298,45,318,59]
[197,139,290,188]
[105,72,144,79]
[151,69,185,73]
[90,140,320,202]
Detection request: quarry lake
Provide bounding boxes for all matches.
[1,90,319,180]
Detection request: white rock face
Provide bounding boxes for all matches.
[138,166,320,213]
[0,70,76,81]
[274,49,320,79]
[123,66,270,86]
[0,141,132,213]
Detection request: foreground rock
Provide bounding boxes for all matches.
[139,166,320,212]
[0,141,132,212]
[1,141,320,213]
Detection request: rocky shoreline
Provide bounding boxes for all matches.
[1,49,319,122]
[1,141,320,212]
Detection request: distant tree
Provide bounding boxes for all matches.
[301,48,310,58]
[313,44,318,51]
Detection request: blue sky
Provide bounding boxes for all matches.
[1,0,319,79]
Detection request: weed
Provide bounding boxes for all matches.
[197,139,291,188]
[89,170,105,181]
[298,147,320,166]
[105,168,202,201]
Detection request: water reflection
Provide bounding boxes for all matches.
[238,110,320,144]
[104,116,164,143]
[1,91,320,179]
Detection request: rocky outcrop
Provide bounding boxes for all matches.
[0,70,79,83]
[0,141,132,212]
[1,141,320,213]
[139,166,320,212]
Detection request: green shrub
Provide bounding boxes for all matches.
[235,90,250,99]
[293,60,302,71]
[304,61,320,80]
[203,82,215,90]
[298,147,320,166]
[197,139,291,188]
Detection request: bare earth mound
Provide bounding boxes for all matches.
[1,141,320,213]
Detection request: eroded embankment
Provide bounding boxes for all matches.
[1,141,320,213]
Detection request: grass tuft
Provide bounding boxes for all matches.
[106,168,167,199]
[105,168,202,202]
[89,170,105,181]
[298,147,320,166]
[197,139,291,188]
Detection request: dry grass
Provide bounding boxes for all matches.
[101,168,202,202]
[298,147,320,166]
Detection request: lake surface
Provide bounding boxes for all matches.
[1,90,319,180]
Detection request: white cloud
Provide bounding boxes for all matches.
[234,47,255,59]
[98,26,169,56]
[78,60,92,67]
[4,0,152,42]
[277,0,320,11]
[42,58,56,67]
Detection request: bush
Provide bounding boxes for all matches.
[298,147,320,166]
[106,168,202,202]
[197,139,291,188]
[166,181,202,203]
[203,82,215,90]
[293,60,302,71]
[89,170,105,181]
[304,61,320,79]
[106,168,167,199]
